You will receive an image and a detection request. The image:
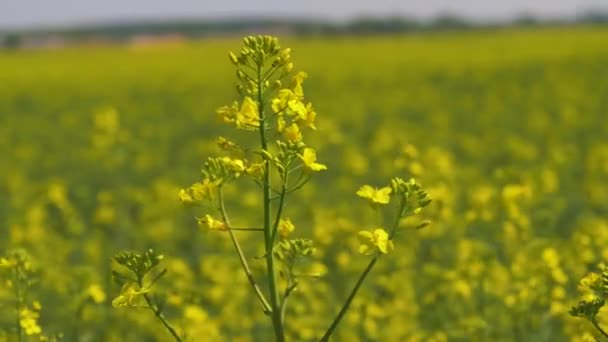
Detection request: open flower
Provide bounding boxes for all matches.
[300,148,327,171]
[284,123,303,143]
[197,214,228,231]
[278,218,295,238]
[112,283,149,308]
[357,228,394,255]
[356,185,392,205]
[235,96,260,129]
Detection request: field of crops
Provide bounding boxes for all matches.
[1,26,608,341]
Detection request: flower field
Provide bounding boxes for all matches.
[1,26,608,341]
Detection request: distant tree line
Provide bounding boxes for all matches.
[2,11,608,48]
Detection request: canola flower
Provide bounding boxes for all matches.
[356,185,392,205]
[357,228,394,255]
[300,148,327,172]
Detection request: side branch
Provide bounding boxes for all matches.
[218,188,273,314]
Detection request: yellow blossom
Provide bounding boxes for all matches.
[300,148,327,171]
[235,96,260,129]
[245,162,265,179]
[87,284,107,304]
[292,71,307,97]
[284,123,303,142]
[178,188,194,204]
[189,178,220,202]
[111,283,149,308]
[271,89,296,113]
[19,308,42,335]
[357,228,394,255]
[356,185,392,205]
[0,257,15,268]
[278,218,295,238]
[277,116,286,132]
[220,156,246,173]
[297,103,317,130]
[197,214,227,231]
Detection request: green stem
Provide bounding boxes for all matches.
[257,62,285,342]
[320,197,406,341]
[319,257,378,342]
[280,281,299,323]
[270,170,289,244]
[229,227,265,231]
[218,188,272,314]
[13,269,22,342]
[592,320,608,339]
[141,292,182,342]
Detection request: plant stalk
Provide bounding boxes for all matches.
[218,188,272,314]
[257,63,285,342]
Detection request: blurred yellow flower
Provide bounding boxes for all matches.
[236,96,260,128]
[356,185,392,205]
[278,218,295,238]
[357,228,394,255]
[197,214,227,231]
[292,71,307,97]
[300,148,327,171]
[111,283,149,308]
[178,188,194,204]
[19,308,42,335]
[87,284,107,304]
[284,123,303,143]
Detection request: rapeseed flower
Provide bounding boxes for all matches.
[358,228,394,255]
[357,185,392,205]
[197,214,227,231]
[278,218,295,238]
[112,283,149,308]
[300,148,327,171]
[284,123,303,142]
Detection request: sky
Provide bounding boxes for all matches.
[1,0,607,29]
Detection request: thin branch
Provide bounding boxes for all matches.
[228,227,265,232]
[218,188,273,314]
[592,320,608,339]
[320,197,406,341]
[141,293,182,342]
[270,170,289,244]
[319,257,378,342]
[280,281,299,323]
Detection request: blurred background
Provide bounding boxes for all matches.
[2,1,608,342]
[1,0,608,46]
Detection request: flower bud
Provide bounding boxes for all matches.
[228,52,239,65]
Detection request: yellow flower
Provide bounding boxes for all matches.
[297,103,317,130]
[189,178,220,202]
[271,89,296,113]
[356,185,392,205]
[300,148,327,171]
[245,162,265,179]
[289,100,307,118]
[220,156,246,173]
[197,214,227,231]
[357,228,394,255]
[87,284,107,304]
[0,257,15,268]
[216,101,238,124]
[277,116,286,132]
[236,96,260,129]
[19,308,42,335]
[284,123,302,142]
[178,188,194,204]
[111,283,149,308]
[292,71,307,97]
[278,218,295,238]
